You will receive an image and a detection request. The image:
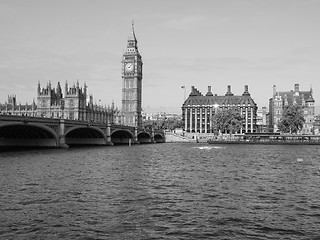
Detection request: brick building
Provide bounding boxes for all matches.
[269,84,315,133]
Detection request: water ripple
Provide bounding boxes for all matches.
[1,144,320,239]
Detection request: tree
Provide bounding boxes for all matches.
[212,108,243,134]
[278,105,305,133]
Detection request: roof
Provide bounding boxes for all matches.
[182,86,256,107]
[276,90,314,105]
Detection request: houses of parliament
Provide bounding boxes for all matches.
[0,80,121,124]
[0,24,142,127]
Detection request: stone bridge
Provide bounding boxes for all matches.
[0,115,165,148]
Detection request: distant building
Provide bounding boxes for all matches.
[0,94,37,116]
[181,85,257,135]
[314,115,320,135]
[269,84,315,133]
[256,107,268,133]
[1,81,121,124]
[37,81,87,120]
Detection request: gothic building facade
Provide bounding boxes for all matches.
[37,81,87,120]
[182,85,257,135]
[37,81,120,123]
[269,84,315,133]
[121,23,143,127]
[1,81,120,124]
[0,94,37,116]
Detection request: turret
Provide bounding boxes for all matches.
[84,82,87,96]
[128,21,138,49]
[37,81,41,94]
[56,82,62,98]
[65,81,68,95]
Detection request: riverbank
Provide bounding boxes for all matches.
[208,133,320,145]
[164,132,208,143]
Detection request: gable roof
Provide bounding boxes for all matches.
[182,86,256,107]
[276,90,314,105]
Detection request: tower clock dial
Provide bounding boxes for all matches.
[125,63,134,72]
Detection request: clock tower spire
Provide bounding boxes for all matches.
[121,22,143,127]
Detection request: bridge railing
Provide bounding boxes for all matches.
[0,115,60,124]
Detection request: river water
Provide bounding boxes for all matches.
[1,143,320,239]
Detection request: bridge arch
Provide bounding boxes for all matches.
[111,129,134,145]
[65,126,107,146]
[0,122,59,147]
[137,131,152,143]
[154,133,165,143]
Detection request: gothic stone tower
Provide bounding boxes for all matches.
[64,81,87,121]
[121,23,143,127]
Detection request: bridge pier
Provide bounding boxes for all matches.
[151,128,155,143]
[58,119,69,148]
[134,126,139,144]
[105,122,114,146]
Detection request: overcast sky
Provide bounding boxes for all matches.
[1,0,320,113]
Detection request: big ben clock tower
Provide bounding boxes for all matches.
[121,22,143,127]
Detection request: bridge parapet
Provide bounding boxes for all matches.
[0,115,60,124]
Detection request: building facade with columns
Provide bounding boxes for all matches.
[181,85,257,135]
[269,84,315,133]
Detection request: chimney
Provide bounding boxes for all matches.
[242,85,250,96]
[273,85,277,97]
[206,86,213,96]
[225,85,233,96]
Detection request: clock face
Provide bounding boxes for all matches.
[125,63,134,72]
